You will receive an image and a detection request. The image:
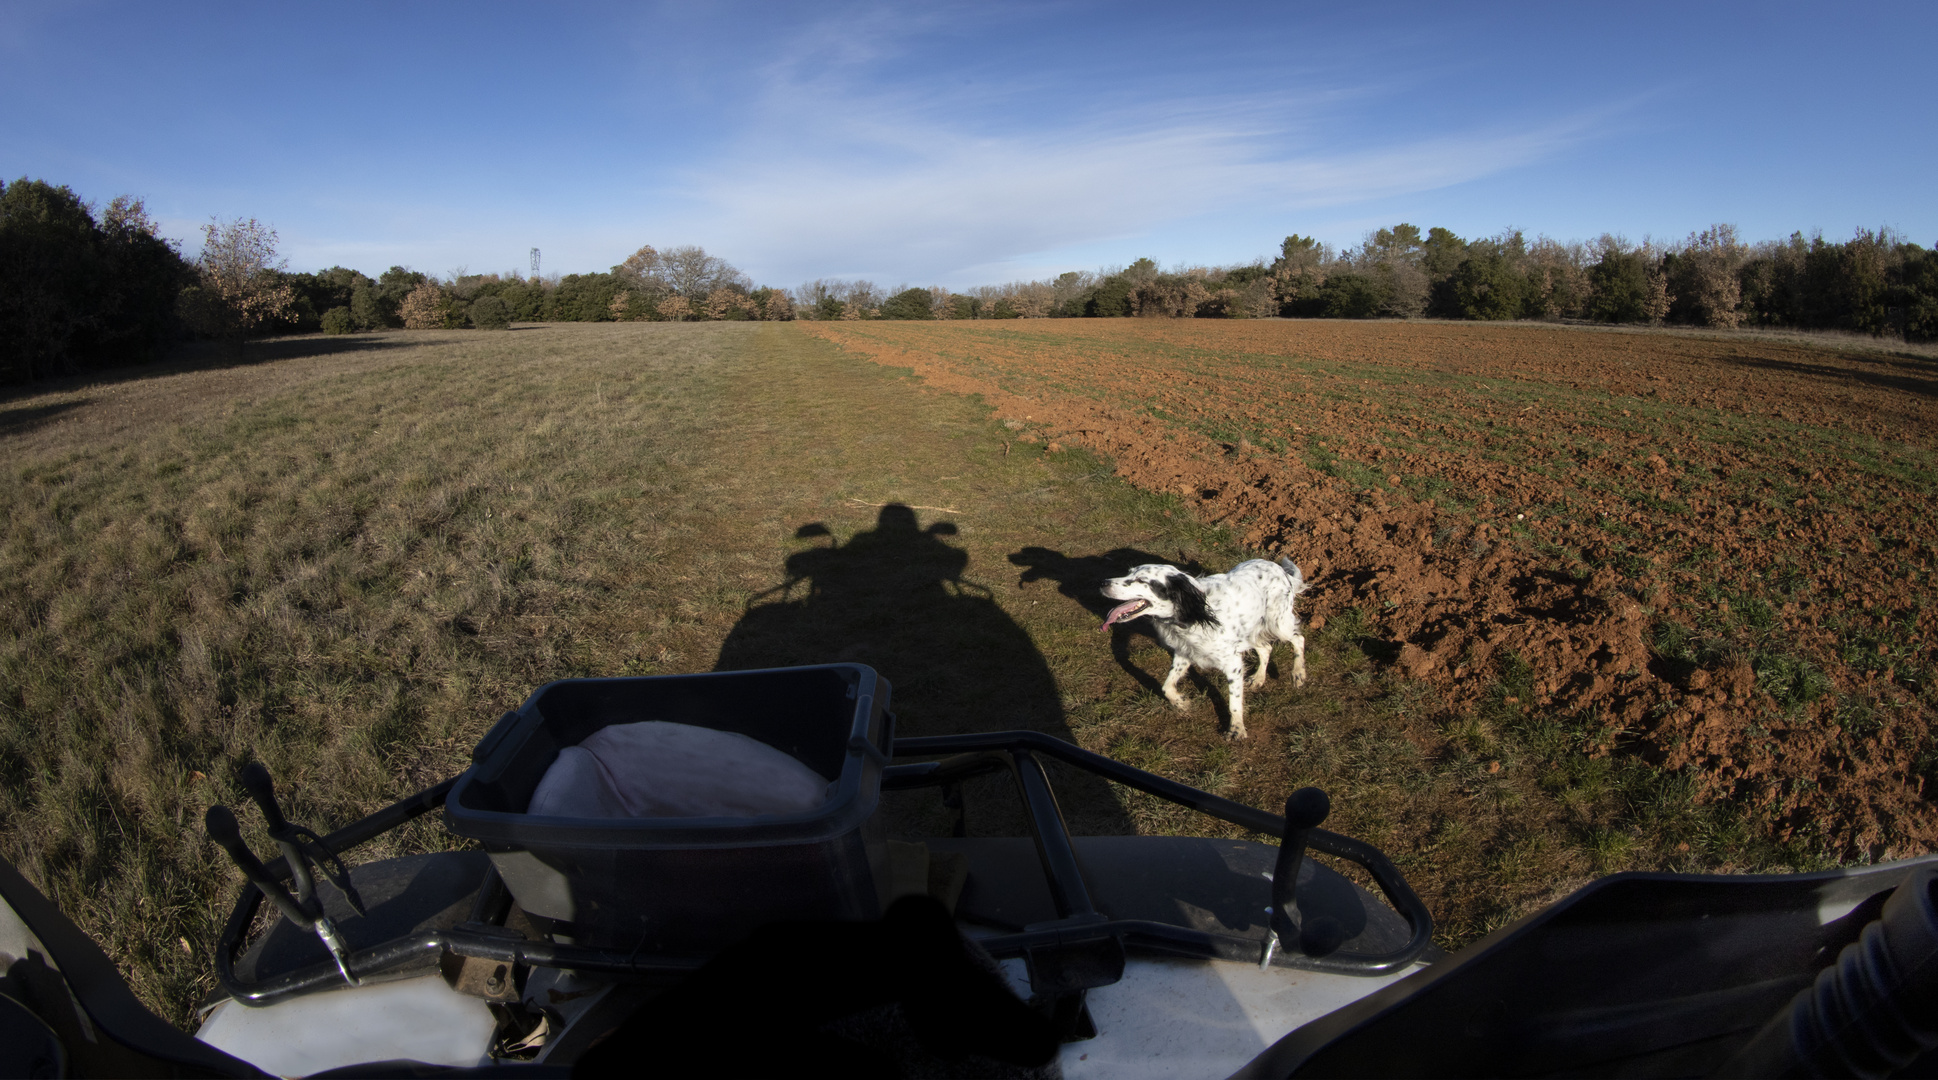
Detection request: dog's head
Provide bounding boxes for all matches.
[1100,564,1216,630]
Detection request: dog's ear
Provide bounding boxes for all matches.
[1158,571,1217,628]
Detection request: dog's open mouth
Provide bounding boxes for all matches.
[1100,599,1151,630]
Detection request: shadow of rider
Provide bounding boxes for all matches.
[715,504,1131,835]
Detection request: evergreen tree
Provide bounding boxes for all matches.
[879,287,936,320]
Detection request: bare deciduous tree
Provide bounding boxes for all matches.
[616,244,665,287]
[1130,273,1212,318]
[842,280,883,311]
[659,246,749,298]
[1525,237,1590,320]
[399,280,446,329]
[1052,271,1094,311]
[1007,281,1057,318]
[1232,278,1280,318]
[760,289,795,321]
[179,217,295,349]
[705,287,754,320]
[1670,224,1747,328]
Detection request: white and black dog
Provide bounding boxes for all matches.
[1099,558,1307,740]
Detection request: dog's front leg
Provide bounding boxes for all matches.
[1221,657,1249,739]
[1160,655,1192,711]
[1248,644,1273,690]
[1288,631,1308,688]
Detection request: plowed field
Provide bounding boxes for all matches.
[802,319,1938,858]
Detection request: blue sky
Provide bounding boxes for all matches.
[4,1,1932,291]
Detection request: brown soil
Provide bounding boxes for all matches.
[802,319,1938,859]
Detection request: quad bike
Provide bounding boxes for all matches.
[1,664,1933,1077]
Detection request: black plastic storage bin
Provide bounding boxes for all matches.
[445,664,893,954]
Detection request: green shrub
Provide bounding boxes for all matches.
[1086,277,1134,317]
[319,306,354,335]
[349,283,385,331]
[1587,250,1654,323]
[1319,272,1387,318]
[285,267,375,333]
[469,295,511,330]
[374,266,424,325]
[879,288,935,320]
[545,273,620,322]
[498,282,543,321]
[1422,227,1469,317]
[1451,240,1528,320]
[1905,247,1938,342]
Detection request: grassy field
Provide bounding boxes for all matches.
[2,320,1911,1026]
[2,322,1229,1022]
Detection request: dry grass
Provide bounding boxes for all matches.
[0,321,1837,1028]
[0,323,1229,1022]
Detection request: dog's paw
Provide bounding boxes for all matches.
[1168,698,1192,713]
[1225,726,1248,741]
[1291,673,1308,689]
[1247,675,1269,690]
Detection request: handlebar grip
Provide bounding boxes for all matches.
[240,762,290,833]
[205,804,312,929]
[203,805,252,862]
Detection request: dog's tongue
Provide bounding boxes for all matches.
[1101,600,1148,630]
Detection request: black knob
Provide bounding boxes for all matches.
[1284,787,1331,831]
[203,805,246,852]
[240,762,290,833]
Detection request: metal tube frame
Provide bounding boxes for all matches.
[882,731,1434,976]
[214,731,1433,1007]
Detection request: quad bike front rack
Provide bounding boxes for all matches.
[208,731,1433,1009]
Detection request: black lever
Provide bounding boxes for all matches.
[240,762,366,917]
[204,805,314,929]
[240,762,291,833]
[1264,787,1338,965]
[206,763,363,986]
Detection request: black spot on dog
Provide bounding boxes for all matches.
[1155,571,1218,629]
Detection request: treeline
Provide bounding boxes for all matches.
[277,244,796,335]
[5,171,1936,387]
[878,223,1937,340]
[0,175,806,385]
[0,179,192,383]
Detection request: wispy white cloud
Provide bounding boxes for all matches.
[664,74,1622,287]
[583,7,1636,287]
[172,6,1649,283]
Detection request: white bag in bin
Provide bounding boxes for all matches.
[527,721,832,819]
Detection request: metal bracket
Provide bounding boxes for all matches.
[442,923,531,1002]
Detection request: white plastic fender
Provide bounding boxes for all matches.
[196,975,498,1076]
[1032,955,1422,1080]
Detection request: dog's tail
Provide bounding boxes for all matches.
[1276,556,1305,593]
